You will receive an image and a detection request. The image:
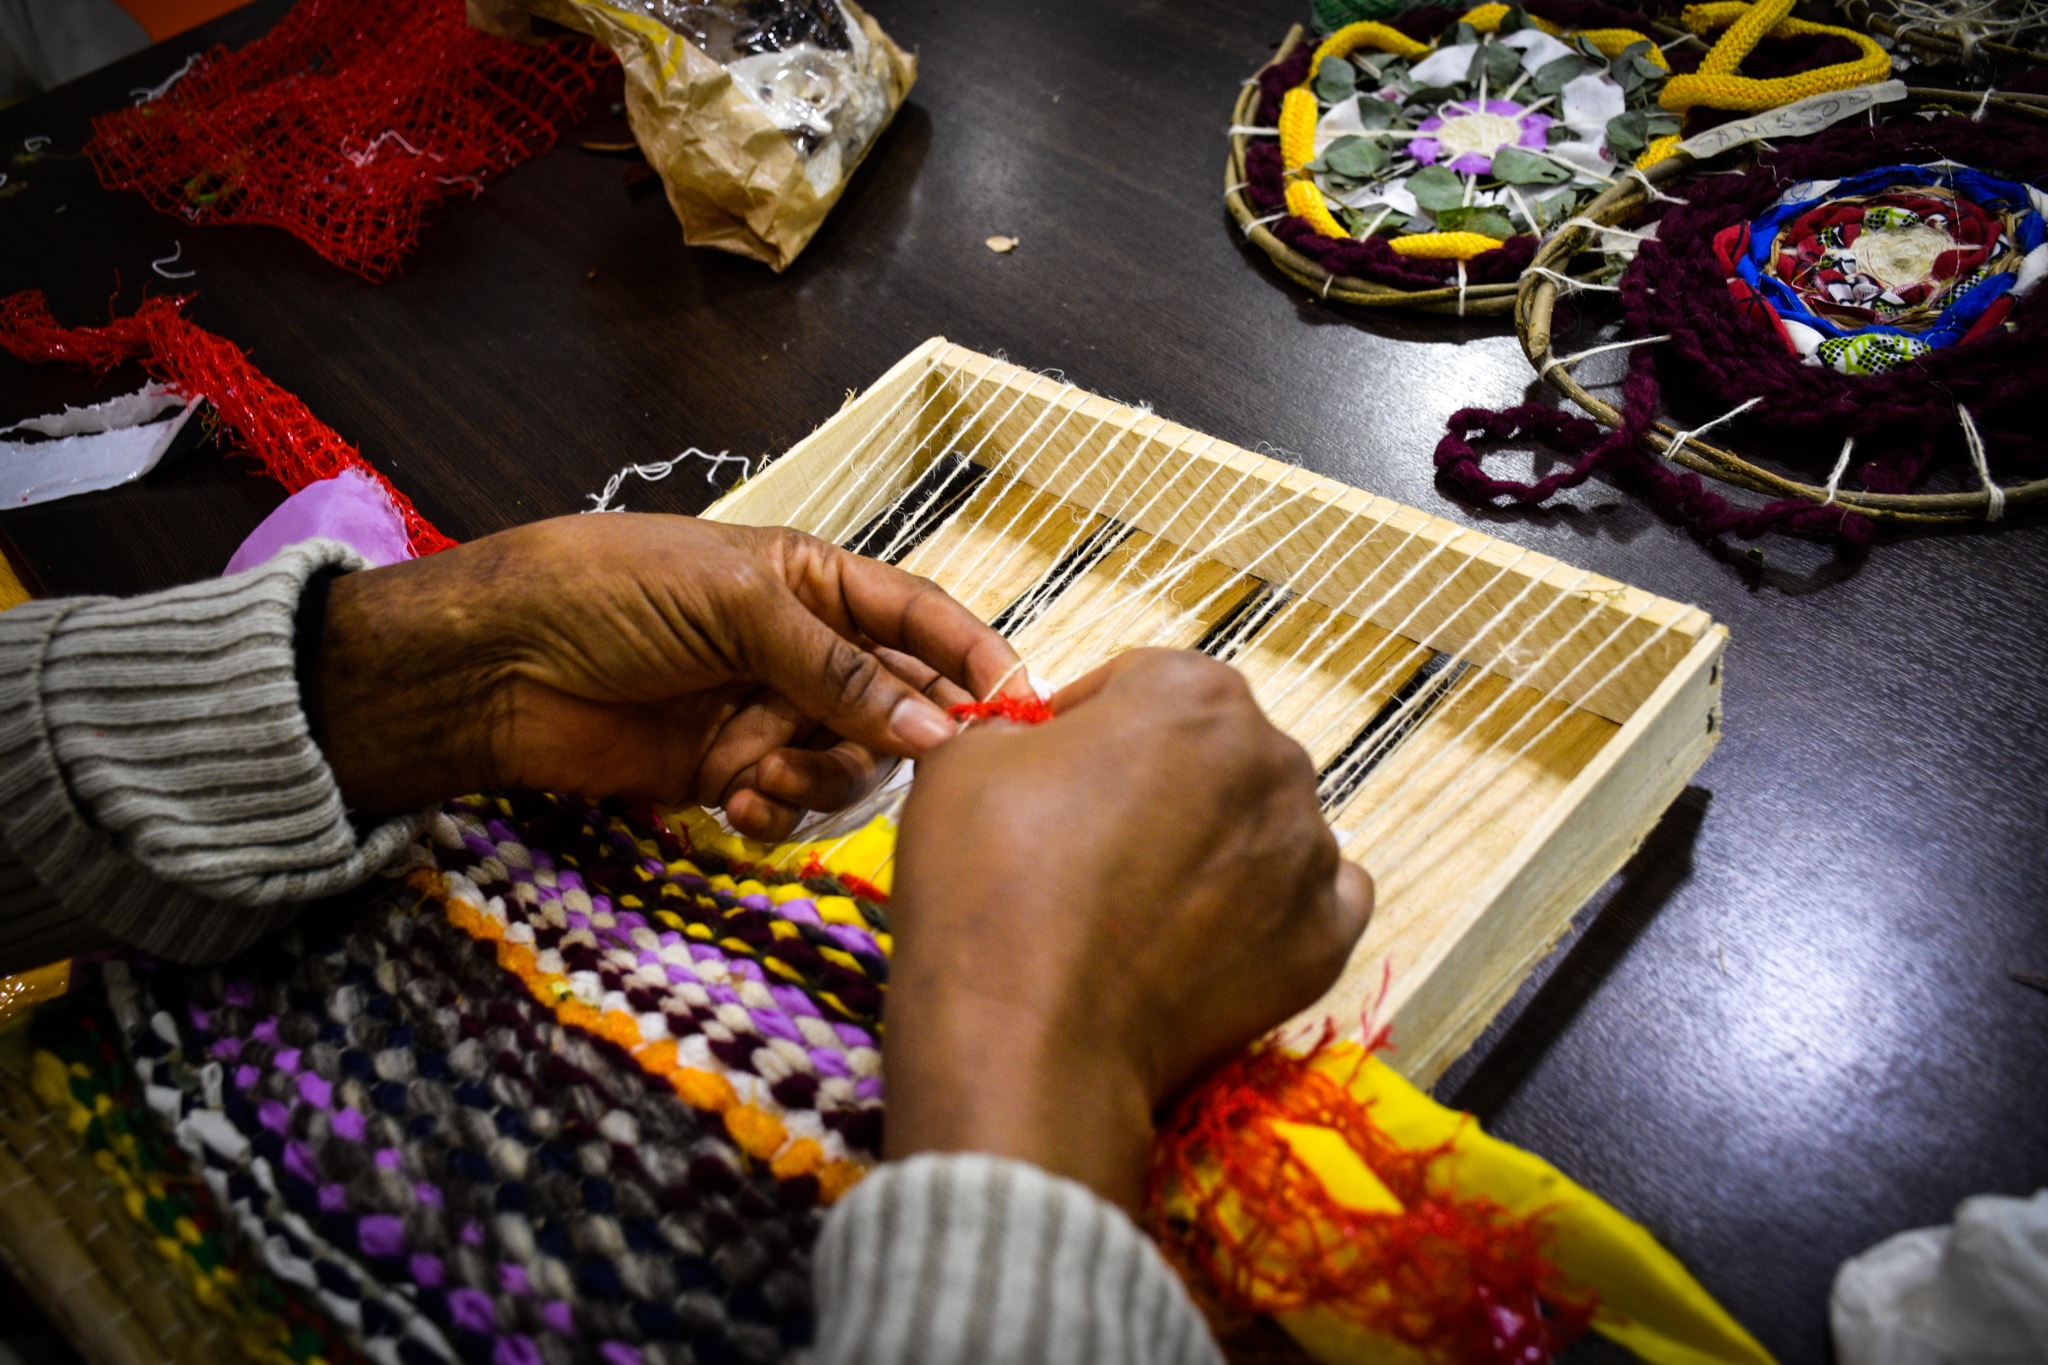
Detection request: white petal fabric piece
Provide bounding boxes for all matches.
[1559,71,1626,136]
[1544,137,1616,183]
[0,381,184,437]
[1408,42,1480,87]
[1314,94,1369,153]
[1500,27,1576,72]
[0,388,197,509]
[1331,179,1418,217]
[1781,318,1826,356]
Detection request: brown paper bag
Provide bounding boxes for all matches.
[469,0,914,270]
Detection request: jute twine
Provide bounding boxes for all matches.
[1841,0,2048,69]
[1515,89,2048,526]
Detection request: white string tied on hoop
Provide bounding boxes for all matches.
[1560,216,1655,242]
[1622,165,1690,205]
[1822,436,1855,505]
[1661,395,1762,460]
[1956,403,2004,521]
[1242,211,1287,235]
[1456,261,1468,318]
[1227,125,1282,137]
[1975,85,1996,121]
[583,448,752,513]
[1538,333,1671,379]
[1521,265,1626,294]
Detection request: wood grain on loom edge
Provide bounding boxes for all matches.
[704,339,1724,1084]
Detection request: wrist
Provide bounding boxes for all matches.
[882,970,1158,1214]
[312,552,505,812]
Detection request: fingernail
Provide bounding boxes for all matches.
[890,696,956,752]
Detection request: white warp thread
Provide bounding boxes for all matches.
[584,449,752,513]
[1957,404,2004,521]
[1823,436,1855,504]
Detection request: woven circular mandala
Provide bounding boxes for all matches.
[1499,104,2048,533]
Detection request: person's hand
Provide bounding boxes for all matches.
[311,515,1027,837]
[883,648,1374,1212]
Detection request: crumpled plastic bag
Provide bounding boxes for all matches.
[0,383,196,508]
[1832,1190,2048,1365]
[468,0,914,270]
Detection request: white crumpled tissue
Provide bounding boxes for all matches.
[1832,1189,2048,1365]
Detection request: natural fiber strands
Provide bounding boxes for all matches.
[0,292,453,557]
[1457,116,2048,539]
[86,0,607,281]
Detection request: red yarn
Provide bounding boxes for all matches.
[85,0,606,281]
[1149,1033,1594,1364]
[946,696,1056,726]
[0,290,454,556]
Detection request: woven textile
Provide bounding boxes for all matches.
[86,0,608,281]
[30,792,886,1365]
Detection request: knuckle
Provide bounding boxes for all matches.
[823,639,885,711]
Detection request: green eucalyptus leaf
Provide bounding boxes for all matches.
[1536,188,1579,225]
[1482,41,1522,88]
[1645,112,1682,136]
[1408,164,1467,212]
[1489,146,1572,185]
[1605,109,1649,159]
[1436,205,1516,239]
[1336,205,1370,237]
[1378,57,1411,86]
[1324,135,1390,178]
[1450,21,1481,44]
[1351,96,1399,130]
[1576,34,1607,59]
[1531,54,1589,95]
[1498,4,1529,33]
[1315,59,1359,104]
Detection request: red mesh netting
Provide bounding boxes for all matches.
[86,0,608,282]
[0,290,455,557]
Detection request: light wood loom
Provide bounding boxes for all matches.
[703,339,1725,1085]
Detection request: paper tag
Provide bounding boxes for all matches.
[1677,81,1909,162]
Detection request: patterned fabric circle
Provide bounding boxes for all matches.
[1714,162,2048,376]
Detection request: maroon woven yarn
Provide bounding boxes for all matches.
[87,0,609,282]
[1433,116,2048,542]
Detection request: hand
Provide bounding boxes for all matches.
[311,515,1027,837]
[883,649,1374,1212]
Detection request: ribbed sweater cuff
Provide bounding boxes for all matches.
[812,1153,1223,1365]
[0,539,429,966]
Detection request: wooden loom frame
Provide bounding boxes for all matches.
[702,339,1726,1086]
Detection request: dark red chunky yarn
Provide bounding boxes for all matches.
[1435,115,2048,541]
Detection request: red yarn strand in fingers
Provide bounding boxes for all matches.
[946,696,1056,726]
[0,290,454,557]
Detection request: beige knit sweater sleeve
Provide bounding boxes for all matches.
[0,538,427,974]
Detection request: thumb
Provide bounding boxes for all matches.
[745,591,960,759]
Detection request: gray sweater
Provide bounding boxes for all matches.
[0,539,1222,1365]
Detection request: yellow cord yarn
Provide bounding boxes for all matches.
[1286,178,1351,238]
[1279,86,1320,171]
[1387,231,1508,260]
[1660,0,1890,113]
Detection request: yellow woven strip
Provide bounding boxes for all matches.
[1695,0,1794,74]
[1576,28,1671,69]
[1287,179,1351,238]
[1309,20,1431,80]
[1388,231,1504,260]
[1460,3,1563,34]
[1280,86,1319,171]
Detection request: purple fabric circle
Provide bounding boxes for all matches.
[331,1106,366,1141]
[358,1214,405,1257]
[410,1252,445,1287]
[448,1287,496,1333]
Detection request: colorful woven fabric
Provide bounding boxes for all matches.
[1715,165,2048,375]
[85,0,607,281]
[0,292,453,557]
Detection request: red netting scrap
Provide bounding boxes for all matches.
[86,0,608,282]
[0,290,454,557]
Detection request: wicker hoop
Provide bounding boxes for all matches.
[1226,25,1607,317]
[1841,0,2048,69]
[1513,93,2048,526]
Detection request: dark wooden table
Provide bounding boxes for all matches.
[3,3,2044,1359]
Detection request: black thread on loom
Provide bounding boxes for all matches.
[842,452,987,563]
[988,520,1133,639]
[1196,582,1291,662]
[1315,651,1471,814]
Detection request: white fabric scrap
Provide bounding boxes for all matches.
[1832,1189,2048,1365]
[1500,27,1576,70]
[1560,71,1626,136]
[2012,243,2046,299]
[1,382,196,508]
[1408,42,1481,87]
